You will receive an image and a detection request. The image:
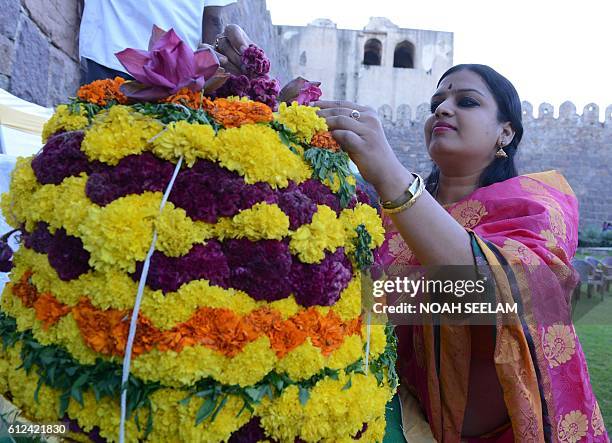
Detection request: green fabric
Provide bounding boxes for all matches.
[383,394,406,442]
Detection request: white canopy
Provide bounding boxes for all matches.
[0,88,53,157]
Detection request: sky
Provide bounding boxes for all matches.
[266,0,612,121]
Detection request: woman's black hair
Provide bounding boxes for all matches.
[425,64,523,194]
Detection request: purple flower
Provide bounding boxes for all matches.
[0,240,13,272]
[182,241,230,287]
[134,240,229,293]
[23,222,54,253]
[116,26,220,101]
[291,248,352,307]
[47,229,91,281]
[277,182,317,229]
[62,417,105,443]
[224,239,292,301]
[241,44,270,77]
[278,77,322,106]
[248,75,280,110]
[169,160,276,222]
[228,417,267,443]
[86,153,175,206]
[31,132,90,185]
[298,179,341,214]
[353,423,368,440]
[214,73,251,98]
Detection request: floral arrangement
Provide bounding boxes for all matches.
[0,27,395,442]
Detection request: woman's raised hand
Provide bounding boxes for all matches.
[315,100,411,197]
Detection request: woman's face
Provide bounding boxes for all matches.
[424,69,513,176]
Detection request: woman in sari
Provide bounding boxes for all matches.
[212,25,606,442]
[315,64,608,442]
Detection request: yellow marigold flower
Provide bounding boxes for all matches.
[326,335,362,370]
[340,203,385,252]
[361,416,387,442]
[29,174,91,236]
[219,337,277,386]
[0,157,39,228]
[151,120,217,167]
[290,205,346,263]
[42,105,89,142]
[215,124,311,188]
[155,202,213,257]
[4,345,61,421]
[268,297,300,319]
[260,372,392,442]
[79,192,162,273]
[320,276,361,321]
[81,106,163,165]
[323,173,356,194]
[222,202,290,241]
[276,339,325,380]
[364,324,387,359]
[275,102,328,143]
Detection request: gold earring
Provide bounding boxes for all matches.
[495,139,507,158]
[495,146,508,158]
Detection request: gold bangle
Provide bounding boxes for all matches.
[381,173,424,214]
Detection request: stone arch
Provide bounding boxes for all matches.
[559,101,578,121]
[521,101,533,120]
[363,38,382,66]
[393,41,415,68]
[538,103,554,119]
[378,104,393,124]
[605,105,612,126]
[415,103,430,123]
[582,103,599,125]
[396,104,412,126]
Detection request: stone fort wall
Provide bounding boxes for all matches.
[1,0,610,229]
[381,101,612,230]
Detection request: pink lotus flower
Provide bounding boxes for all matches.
[278,77,322,105]
[115,26,220,101]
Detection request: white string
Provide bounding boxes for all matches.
[119,156,183,443]
[364,311,372,373]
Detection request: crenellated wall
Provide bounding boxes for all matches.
[379,101,612,230]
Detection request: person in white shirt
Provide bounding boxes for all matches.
[79,0,237,84]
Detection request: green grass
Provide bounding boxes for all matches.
[574,287,612,430]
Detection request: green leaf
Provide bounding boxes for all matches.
[179,395,193,407]
[298,386,310,405]
[210,395,228,422]
[195,397,217,426]
[342,378,352,391]
[244,387,263,403]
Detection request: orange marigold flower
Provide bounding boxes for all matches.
[77,77,128,106]
[310,131,341,152]
[15,272,363,360]
[207,98,273,128]
[269,321,309,358]
[73,298,126,356]
[12,270,37,308]
[33,293,71,329]
[162,88,212,109]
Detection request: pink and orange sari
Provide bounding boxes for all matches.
[379,171,608,442]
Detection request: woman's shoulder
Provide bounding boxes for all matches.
[518,170,575,197]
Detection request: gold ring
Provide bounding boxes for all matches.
[214,35,228,50]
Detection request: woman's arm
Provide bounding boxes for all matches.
[317,101,473,266]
